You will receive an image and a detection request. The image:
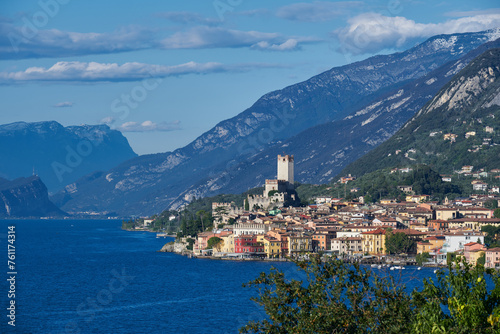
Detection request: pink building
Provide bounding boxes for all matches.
[485,248,500,269]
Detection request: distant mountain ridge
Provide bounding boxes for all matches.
[0,176,65,217]
[0,121,137,192]
[54,29,500,216]
[184,36,500,199]
[340,48,500,178]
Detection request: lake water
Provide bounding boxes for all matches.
[0,219,437,334]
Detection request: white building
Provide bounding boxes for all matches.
[331,237,363,254]
[436,231,485,264]
[336,231,362,238]
[232,222,276,236]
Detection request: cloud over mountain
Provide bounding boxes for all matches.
[116,120,181,132]
[335,13,500,54]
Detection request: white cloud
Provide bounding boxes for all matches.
[252,39,300,51]
[277,1,363,22]
[160,26,314,51]
[0,21,314,59]
[100,116,115,125]
[53,101,74,108]
[335,13,500,55]
[117,120,181,132]
[161,26,279,49]
[0,24,156,59]
[0,60,284,83]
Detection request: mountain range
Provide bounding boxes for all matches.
[0,121,137,193]
[341,48,500,177]
[51,29,500,216]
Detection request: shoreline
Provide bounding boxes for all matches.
[160,244,446,267]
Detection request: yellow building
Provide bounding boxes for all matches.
[288,233,312,257]
[467,250,486,265]
[405,195,430,203]
[218,234,235,254]
[448,218,500,231]
[417,236,445,254]
[263,236,281,258]
[361,229,386,255]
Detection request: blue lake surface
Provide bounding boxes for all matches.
[0,219,438,334]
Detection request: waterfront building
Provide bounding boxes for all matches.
[287,233,312,257]
[234,235,264,254]
[331,237,363,255]
[263,236,281,258]
[311,230,336,251]
[361,228,387,255]
[436,231,485,264]
[417,236,445,254]
[485,248,500,269]
[463,242,486,265]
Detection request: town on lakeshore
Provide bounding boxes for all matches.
[129,154,500,269]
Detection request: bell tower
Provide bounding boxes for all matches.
[277,154,294,185]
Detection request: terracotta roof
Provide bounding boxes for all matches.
[425,236,445,240]
[393,229,427,236]
[464,242,480,246]
[361,228,386,235]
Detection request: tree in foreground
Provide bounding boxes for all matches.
[412,257,500,333]
[241,256,500,333]
[240,255,412,333]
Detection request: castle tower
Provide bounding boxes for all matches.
[277,154,294,184]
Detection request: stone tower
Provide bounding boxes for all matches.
[277,154,294,184]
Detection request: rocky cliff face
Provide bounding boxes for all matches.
[0,121,137,192]
[0,176,66,217]
[55,29,500,216]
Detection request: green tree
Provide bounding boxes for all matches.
[242,256,500,333]
[494,208,500,219]
[485,199,499,210]
[207,236,223,250]
[268,190,279,197]
[477,253,486,266]
[447,252,456,266]
[412,257,500,333]
[416,252,430,266]
[385,231,416,254]
[482,225,500,247]
[185,238,195,250]
[213,206,228,224]
[240,256,413,333]
[245,199,249,211]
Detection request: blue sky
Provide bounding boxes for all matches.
[1,0,499,155]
